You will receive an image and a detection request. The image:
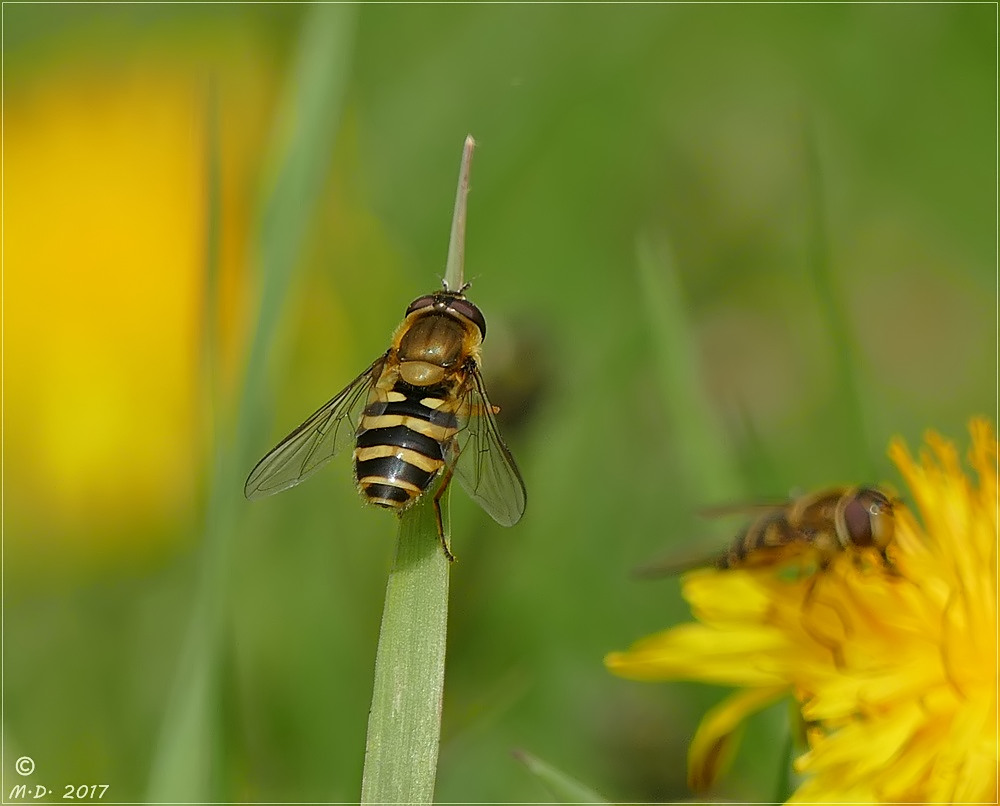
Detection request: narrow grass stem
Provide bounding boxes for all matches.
[512,749,610,804]
[361,486,451,805]
[444,134,475,291]
[772,715,797,804]
[361,135,475,804]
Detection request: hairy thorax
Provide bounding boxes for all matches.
[396,314,468,387]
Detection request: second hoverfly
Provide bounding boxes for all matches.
[244,285,526,559]
[637,486,898,577]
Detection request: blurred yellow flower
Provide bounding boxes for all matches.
[6,51,273,570]
[606,419,998,803]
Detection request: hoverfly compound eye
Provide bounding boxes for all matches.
[865,489,893,515]
[842,494,875,547]
[405,295,437,316]
[445,297,487,339]
[863,488,896,551]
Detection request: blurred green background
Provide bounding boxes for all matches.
[4,4,994,803]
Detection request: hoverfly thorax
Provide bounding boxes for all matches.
[396,316,466,383]
[394,292,485,387]
[836,486,896,553]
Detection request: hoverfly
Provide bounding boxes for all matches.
[244,284,527,559]
[636,485,898,577]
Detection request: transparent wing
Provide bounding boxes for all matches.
[632,538,733,578]
[633,502,788,577]
[244,357,385,500]
[632,540,811,578]
[635,506,817,579]
[451,368,526,527]
[698,500,789,518]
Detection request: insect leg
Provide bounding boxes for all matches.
[433,462,457,563]
[799,571,850,670]
[456,400,500,418]
[878,547,902,576]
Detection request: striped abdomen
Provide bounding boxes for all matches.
[717,512,803,569]
[353,383,460,511]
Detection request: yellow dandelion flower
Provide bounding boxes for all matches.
[6,48,274,568]
[606,419,998,803]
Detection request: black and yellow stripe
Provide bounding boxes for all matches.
[353,384,460,510]
[718,512,799,569]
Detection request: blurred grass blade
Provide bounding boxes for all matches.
[146,73,226,806]
[802,117,874,479]
[239,4,356,460]
[772,716,796,804]
[361,486,451,805]
[636,233,742,503]
[147,5,355,801]
[512,749,610,804]
[200,77,222,431]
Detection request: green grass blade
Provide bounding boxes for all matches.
[444,134,475,290]
[239,3,356,462]
[802,118,875,479]
[145,74,225,806]
[636,233,742,503]
[200,77,222,426]
[147,6,355,801]
[362,133,488,804]
[771,717,796,804]
[512,749,610,804]
[361,486,451,805]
